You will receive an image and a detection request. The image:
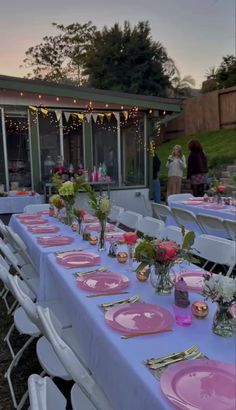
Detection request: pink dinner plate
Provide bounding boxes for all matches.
[105,302,173,334]
[160,359,236,410]
[28,225,60,234]
[37,235,74,247]
[203,204,226,209]
[177,271,206,292]
[37,210,49,215]
[85,222,117,232]
[105,232,124,242]
[83,215,98,223]
[183,201,203,205]
[190,197,204,201]
[56,251,100,268]
[17,214,42,220]
[20,218,48,225]
[77,272,129,293]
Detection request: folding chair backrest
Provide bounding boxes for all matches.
[196,214,225,237]
[192,234,236,276]
[24,204,49,214]
[37,306,113,410]
[108,206,124,224]
[158,226,184,246]
[223,219,236,241]
[151,203,174,223]
[28,374,67,410]
[171,208,204,234]
[137,217,164,238]
[117,211,142,230]
[167,193,193,206]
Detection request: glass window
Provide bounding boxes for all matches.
[63,114,83,170]
[5,110,31,189]
[38,111,60,181]
[0,111,6,190]
[121,112,145,186]
[92,116,118,184]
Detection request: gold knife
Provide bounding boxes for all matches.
[121,329,172,339]
[86,291,129,298]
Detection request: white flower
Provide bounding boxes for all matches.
[203,274,236,304]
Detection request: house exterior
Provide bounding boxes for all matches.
[0,75,181,212]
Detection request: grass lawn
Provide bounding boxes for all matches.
[156,129,236,179]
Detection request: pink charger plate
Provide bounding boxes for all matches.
[17,214,42,220]
[20,218,48,225]
[28,225,60,234]
[189,197,204,201]
[83,215,98,223]
[176,270,206,292]
[37,235,74,247]
[105,302,173,334]
[105,232,124,242]
[77,271,129,293]
[85,222,117,232]
[183,201,203,205]
[160,359,236,410]
[56,251,100,268]
[203,204,226,209]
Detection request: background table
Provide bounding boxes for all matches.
[9,215,236,410]
[0,194,42,214]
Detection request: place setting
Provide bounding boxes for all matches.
[27,225,60,234]
[76,270,130,298]
[37,235,75,247]
[20,217,48,225]
[55,250,101,268]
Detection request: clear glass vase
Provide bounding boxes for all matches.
[150,264,175,295]
[98,219,106,251]
[212,303,234,337]
[127,243,135,271]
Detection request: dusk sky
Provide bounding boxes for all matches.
[0,0,235,88]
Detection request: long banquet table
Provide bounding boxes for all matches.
[0,193,43,214]
[9,214,236,410]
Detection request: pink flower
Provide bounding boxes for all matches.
[156,240,179,262]
[217,185,225,193]
[124,232,138,244]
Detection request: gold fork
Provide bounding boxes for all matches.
[146,345,199,366]
[149,346,200,369]
[100,294,140,310]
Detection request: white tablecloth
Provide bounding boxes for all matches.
[9,215,236,410]
[0,194,42,214]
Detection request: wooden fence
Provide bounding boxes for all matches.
[160,86,236,141]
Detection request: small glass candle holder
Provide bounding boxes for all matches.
[173,303,192,326]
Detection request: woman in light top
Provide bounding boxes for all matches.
[166,145,186,197]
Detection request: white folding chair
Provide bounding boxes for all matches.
[171,208,204,234]
[151,202,177,224]
[117,210,142,231]
[167,193,193,206]
[108,205,124,225]
[137,217,164,238]
[37,306,114,410]
[223,219,236,241]
[158,225,185,246]
[4,273,72,410]
[5,226,35,266]
[196,214,226,237]
[28,374,67,410]
[191,234,236,276]
[24,204,49,214]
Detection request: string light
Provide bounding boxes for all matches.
[38,95,42,100]
[73,99,77,103]
[56,97,60,101]
[20,92,24,96]
[105,104,109,108]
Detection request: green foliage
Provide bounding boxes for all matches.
[84,21,171,96]
[202,54,236,92]
[157,129,236,178]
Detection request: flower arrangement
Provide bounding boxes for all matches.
[49,194,64,209]
[134,229,196,294]
[209,180,225,203]
[202,274,236,337]
[73,208,87,222]
[202,274,236,305]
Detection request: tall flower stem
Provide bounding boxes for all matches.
[98,219,106,251]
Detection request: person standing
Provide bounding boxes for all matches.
[187,140,208,197]
[153,151,161,203]
[166,145,186,197]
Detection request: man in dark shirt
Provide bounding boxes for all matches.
[153,152,161,203]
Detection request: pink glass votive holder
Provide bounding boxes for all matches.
[173,304,192,326]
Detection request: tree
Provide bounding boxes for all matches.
[83,21,172,96]
[22,22,97,85]
[169,67,196,97]
[201,55,236,93]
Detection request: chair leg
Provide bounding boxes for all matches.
[5,336,35,409]
[4,323,16,359]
